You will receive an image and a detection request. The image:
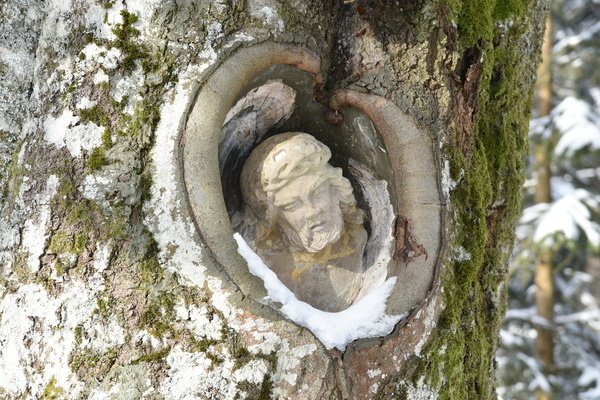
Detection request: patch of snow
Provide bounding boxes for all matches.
[555,309,600,324]
[550,176,576,199]
[504,308,552,329]
[234,233,404,350]
[44,109,104,158]
[553,20,600,53]
[529,115,552,140]
[517,353,551,393]
[500,329,525,347]
[590,87,600,113]
[579,365,600,399]
[441,160,460,202]
[531,191,600,246]
[552,97,600,156]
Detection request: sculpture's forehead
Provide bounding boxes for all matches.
[271,174,330,202]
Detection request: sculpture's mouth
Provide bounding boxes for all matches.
[309,221,329,231]
[306,228,339,252]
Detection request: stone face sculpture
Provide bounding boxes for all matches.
[239,132,368,312]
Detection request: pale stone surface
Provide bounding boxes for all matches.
[240,132,367,311]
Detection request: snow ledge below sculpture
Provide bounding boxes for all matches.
[234,233,405,350]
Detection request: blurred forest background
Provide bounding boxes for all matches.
[496,0,600,399]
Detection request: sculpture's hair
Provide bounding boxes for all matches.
[240,132,361,235]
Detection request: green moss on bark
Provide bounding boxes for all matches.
[87,147,108,170]
[444,0,535,46]
[375,2,545,398]
[429,20,535,400]
[70,346,120,378]
[112,10,149,72]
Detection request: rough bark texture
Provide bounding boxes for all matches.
[0,0,548,399]
[533,15,554,400]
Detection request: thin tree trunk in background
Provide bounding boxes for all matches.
[537,15,553,118]
[534,12,554,400]
[535,248,555,400]
[534,143,552,204]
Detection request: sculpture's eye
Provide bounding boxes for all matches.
[280,200,301,213]
[181,42,443,349]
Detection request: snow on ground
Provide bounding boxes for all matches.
[234,233,404,350]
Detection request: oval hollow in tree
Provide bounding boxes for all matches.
[181,41,445,350]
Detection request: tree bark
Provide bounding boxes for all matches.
[0,0,549,399]
[534,248,554,400]
[533,13,555,400]
[537,14,553,118]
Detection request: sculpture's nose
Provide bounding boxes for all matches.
[303,203,320,220]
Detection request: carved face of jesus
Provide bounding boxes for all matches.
[271,171,344,253]
[240,132,355,253]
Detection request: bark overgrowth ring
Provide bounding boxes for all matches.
[181,41,445,348]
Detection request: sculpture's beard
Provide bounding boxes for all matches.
[282,211,344,253]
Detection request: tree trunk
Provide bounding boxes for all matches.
[537,14,553,118]
[534,248,554,400]
[0,0,549,399]
[533,13,554,400]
